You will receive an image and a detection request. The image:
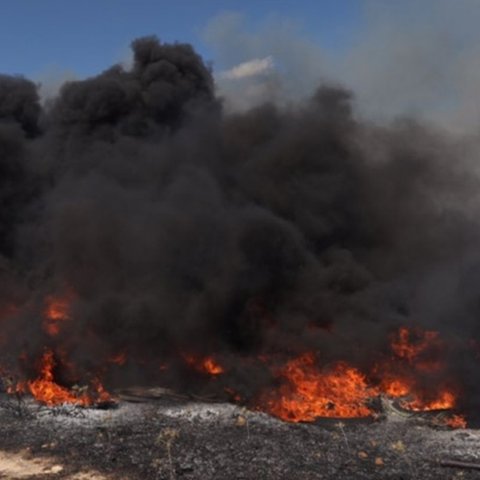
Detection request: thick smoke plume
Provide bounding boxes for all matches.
[1,37,480,415]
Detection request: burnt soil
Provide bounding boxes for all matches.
[0,391,479,479]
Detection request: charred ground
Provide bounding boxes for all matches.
[1,392,480,480]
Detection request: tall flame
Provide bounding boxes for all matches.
[28,349,89,406]
[27,349,113,407]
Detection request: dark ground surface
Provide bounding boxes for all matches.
[0,391,479,479]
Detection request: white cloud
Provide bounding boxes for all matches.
[221,56,275,80]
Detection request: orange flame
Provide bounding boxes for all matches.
[28,350,87,406]
[91,378,114,404]
[382,327,460,412]
[27,349,112,407]
[444,414,467,429]
[390,327,443,372]
[380,376,412,397]
[263,353,378,422]
[403,390,456,411]
[202,357,225,375]
[258,327,465,427]
[183,354,225,375]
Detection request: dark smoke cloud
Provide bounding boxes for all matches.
[1,36,480,414]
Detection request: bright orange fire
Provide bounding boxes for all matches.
[380,376,411,397]
[403,390,456,411]
[27,349,113,407]
[202,357,225,375]
[259,327,465,427]
[264,353,377,421]
[1,308,466,429]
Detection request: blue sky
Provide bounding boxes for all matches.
[3,0,479,130]
[0,0,362,78]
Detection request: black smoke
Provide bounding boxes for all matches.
[1,36,480,415]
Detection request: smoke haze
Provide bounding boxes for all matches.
[206,1,480,131]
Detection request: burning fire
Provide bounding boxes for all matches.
[391,327,438,362]
[183,354,225,375]
[445,415,467,429]
[0,291,116,408]
[27,349,113,407]
[263,353,375,421]
[28,349,88,406]
[258,327,465,427]
[202,357,225,375]
[0,290,118,408]
[1,297,466,430]
[390,327,444,372]
[402,390,456,412]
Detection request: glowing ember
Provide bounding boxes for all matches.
[390,327,443,372]
[444,414,467,429]
[225,387,242,402]
[403,390,456,411]
[108,352,127,366]
[263,353,378,422]
[6,381,26,396]
[91,378,114,404]
[391,327,436,361]
[43,293,73,337]
[183,354,225,375]
[202,357,224,375]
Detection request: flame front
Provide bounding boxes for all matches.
[258,327,465,426]
[1,297,467,428]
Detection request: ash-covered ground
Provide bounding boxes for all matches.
[0,392,480,480]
